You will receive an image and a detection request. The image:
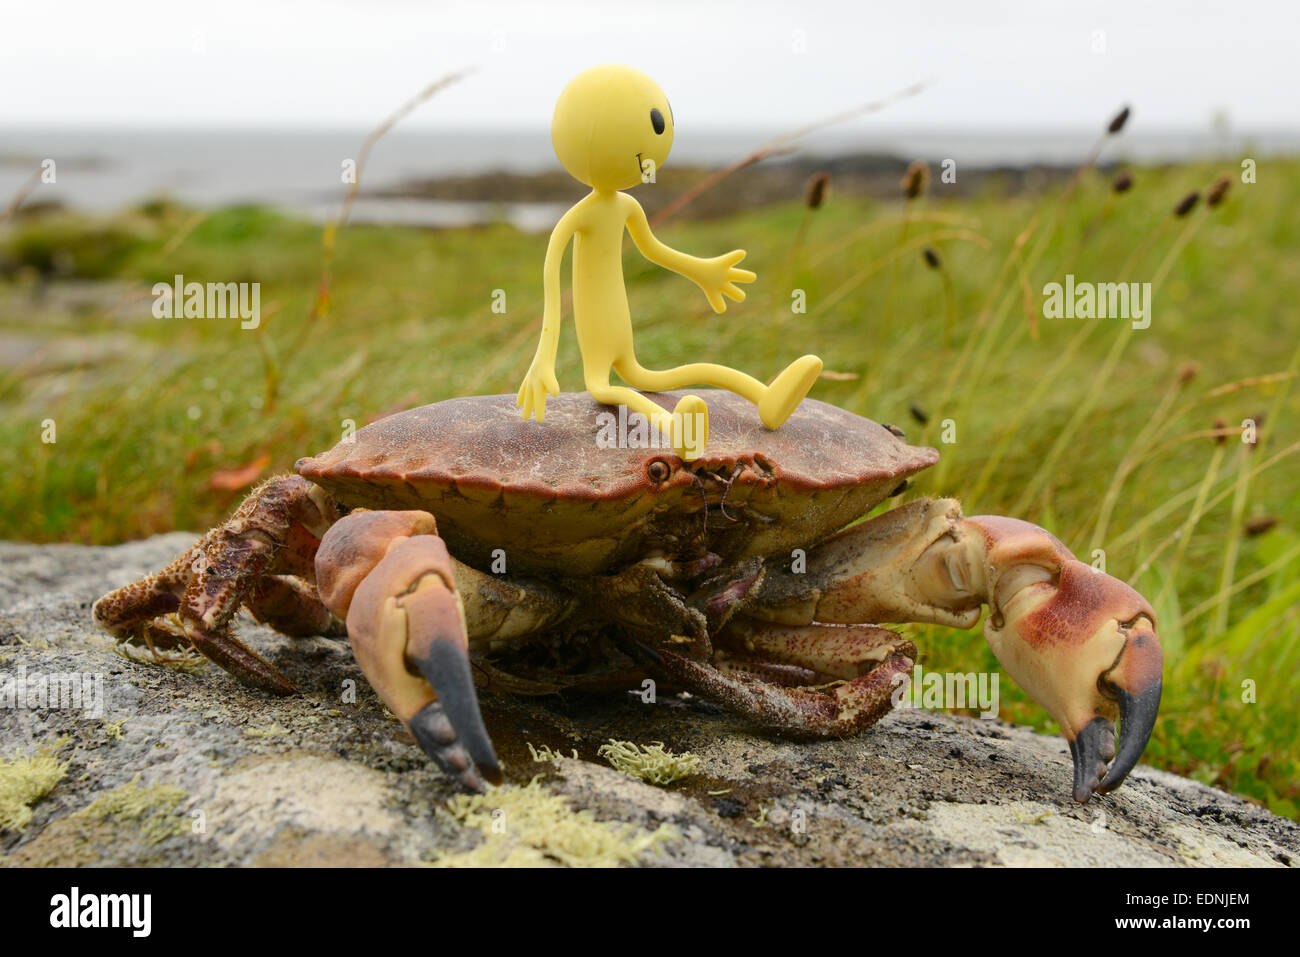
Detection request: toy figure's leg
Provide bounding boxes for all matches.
[617,353,823,429]
[585,364,710,461]
[617,356,767,404]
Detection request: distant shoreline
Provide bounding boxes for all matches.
[3,125,1296,229]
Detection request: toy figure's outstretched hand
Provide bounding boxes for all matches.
[517,355,560,422]
[696,249,757,313]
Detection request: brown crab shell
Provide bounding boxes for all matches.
[296,391,938,577]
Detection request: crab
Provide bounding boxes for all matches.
[93,391,1162,801]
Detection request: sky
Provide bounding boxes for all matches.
[3,0,1297,132]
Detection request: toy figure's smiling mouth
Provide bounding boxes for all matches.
[635,152,644,180]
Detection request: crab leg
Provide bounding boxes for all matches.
[717,618,913,682]
[246,575,339,637]
[648,628,914,737]
[750,497,1163,802]
[92,474,337,694]
[643,619,915,735]
[452,561,576,647]
[315,509,504,791]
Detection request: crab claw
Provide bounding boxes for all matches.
[316,510,503,791]
[746,499,1163,802]
[1093,617,1163,798]
[965,516,1163,803]
[1055,614,1163,802]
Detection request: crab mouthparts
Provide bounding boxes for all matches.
[683,461,748,527]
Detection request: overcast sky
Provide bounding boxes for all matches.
[4,0,1296,131]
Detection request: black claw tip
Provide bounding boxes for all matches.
[411,702,488,792]
[1070,718,1115,803]
[1097,680,1162,795]
[415,641,503,788]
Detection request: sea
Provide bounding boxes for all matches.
[3,125,1296,231]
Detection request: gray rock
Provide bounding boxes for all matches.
[1,534,1296,867]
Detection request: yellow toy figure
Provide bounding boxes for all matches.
[516,64,823,460]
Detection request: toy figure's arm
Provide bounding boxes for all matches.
[624,196,756,313]
[517,208,580,421]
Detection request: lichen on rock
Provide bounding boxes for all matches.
[433,777,677,867]
[598,739,701,785]
[0,738,70,832]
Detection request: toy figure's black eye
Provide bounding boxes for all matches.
[650,108,665,135]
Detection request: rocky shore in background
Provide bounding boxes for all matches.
[377,154,1092,222]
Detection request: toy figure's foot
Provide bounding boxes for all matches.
[758,355,823,429]
[670,395,709,461]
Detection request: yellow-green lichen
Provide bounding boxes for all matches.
[113,643,208,675]
[1012,806,1054,826]
[597,739,700,785]
[0,738,70,831]
[527,742,578,763]
[430,777,676,868]
[79,775,190,844]
[244,723,290,738]
[102,720,125,740]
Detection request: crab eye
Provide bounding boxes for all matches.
[650,108,665,135]
[646,458,671,483]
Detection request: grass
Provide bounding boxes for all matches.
[1,151,1297,818]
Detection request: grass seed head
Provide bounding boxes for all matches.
[805,171,831,209]
[1108,105,1132,135]
[901,160,930,200]
[1245,515,1279,537]
[1174,191,1201,217]
[1207,176,1231,207]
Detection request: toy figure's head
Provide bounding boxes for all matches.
[552,64,674,192]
